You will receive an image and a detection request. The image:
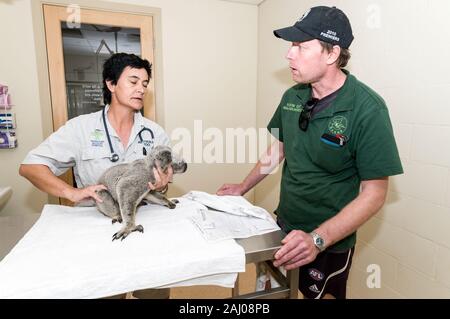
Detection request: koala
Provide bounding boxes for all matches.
[95,145,187,241]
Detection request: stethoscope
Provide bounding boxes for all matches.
[102,107,154,162]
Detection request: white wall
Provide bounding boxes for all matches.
[0,0,45,215]
[0,0,258,215]
[106,0,259,202]
[256,0,450,298]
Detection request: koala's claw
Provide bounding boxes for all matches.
[112,231,123,241]
[112,224,144,241]
[172,199,179,204]
[134,225,144,233]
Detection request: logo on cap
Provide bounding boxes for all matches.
[320,30,340,42]
[298,8,311,22]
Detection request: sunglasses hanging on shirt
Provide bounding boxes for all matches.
[298,98,319,132]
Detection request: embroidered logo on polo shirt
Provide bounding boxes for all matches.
[90,129,105,147]
[144,140,153,147]
[139,139,154,147]
[328,115,348,134]
[283,103,303,112]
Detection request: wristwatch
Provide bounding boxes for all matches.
[310,231,326,252]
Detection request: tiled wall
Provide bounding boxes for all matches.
[257,0,450,298]
[346,0,450,299]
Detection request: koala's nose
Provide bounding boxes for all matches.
[181,162,187,173]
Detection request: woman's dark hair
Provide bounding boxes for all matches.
[102,53,152,105]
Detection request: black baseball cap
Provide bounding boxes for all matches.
[274,6,354,49]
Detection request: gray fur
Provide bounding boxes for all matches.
[95,145,187,241]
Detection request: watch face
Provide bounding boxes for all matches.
[316,237,324,246]
[310,232,325,251]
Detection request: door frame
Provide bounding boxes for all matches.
[44,4,156,129]
[30,0,166,205]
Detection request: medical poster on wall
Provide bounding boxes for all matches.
[0,83,17,149]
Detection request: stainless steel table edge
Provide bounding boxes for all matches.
[235,230,299,299]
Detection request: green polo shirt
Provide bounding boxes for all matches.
[267,71,403,251]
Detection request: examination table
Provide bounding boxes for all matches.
[0,197,298,299]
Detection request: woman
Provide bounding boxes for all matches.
[20,53,172,299]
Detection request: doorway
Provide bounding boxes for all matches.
[42,4,157,205]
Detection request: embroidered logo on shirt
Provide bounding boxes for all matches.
[139,139,154,147]
[328,115,348,134]
[283,103,303,112]
[90,130,104,147]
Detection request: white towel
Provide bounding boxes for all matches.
[0,199,245,299]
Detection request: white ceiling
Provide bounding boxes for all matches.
[218,0,265,5]
[62,24,141,56]
[62,1,265,56]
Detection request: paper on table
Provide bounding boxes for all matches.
[189,208,280,242]
[181,192,280,242]
[183,191,273,220]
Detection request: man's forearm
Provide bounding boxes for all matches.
[19,164,74,200]
[240,141,285,194]
[314,178,389,249]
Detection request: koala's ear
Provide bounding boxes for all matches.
[156,150,172,171]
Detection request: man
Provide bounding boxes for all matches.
[20,53,172,299]
[217,6,403,299]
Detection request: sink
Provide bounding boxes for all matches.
[0,187,12,213]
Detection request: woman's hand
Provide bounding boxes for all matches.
[148,166,173,192]
[64,184,108,203]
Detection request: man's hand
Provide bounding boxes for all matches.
[148,166,173,192]
[273,230,320,270]
[216,183,245,196]
[65,184,107,203]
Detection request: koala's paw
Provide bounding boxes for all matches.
[111,216,123,224]
[172,199,179,204]
[168,201,177,209]
[112,224,144,241]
